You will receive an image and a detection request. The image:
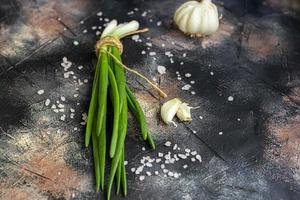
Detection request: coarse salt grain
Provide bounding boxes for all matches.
[182,84,191,90]
[141,50,146,55]
[149,52,156,56]
[196,155,202,162]
[139,176,145,181]
[45,99,50,106]
[218,131,223,135]
[73,41,79,46]
[142,147,146,151]
[228,96,234,101]
[191,158,196,162]
[210,71,214,76]
[155,171,159,175]
[146,171,152,176]
[156,21,162,26]
[131,168,136,172]
[37,90,44,95]
[124,161,128,165]
[158,152,163,157]
[168,171,174,177]
[185,73,191,78]
[164,141,171,147]
[178,154,187,159]
[157,65,166,75]
[183,164,188,169]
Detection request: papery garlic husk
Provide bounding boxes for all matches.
[174,0,219,37]
[161,98,182,126]
[176,103,193,121]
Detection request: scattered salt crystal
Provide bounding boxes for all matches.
[157,65,166,75]
[237,118,241,121]
[96,31,101,36]
[131,168,136,172]
[196,155,202,162]
[146,171,152,176]
[191,151,197,156]
[218,131,223,135]
[160,164,165,169]
[162,43,165,47]
[180,62,184,65]
[163,169,168,173]
[183,53,187,57]
[80,20,84,24]
[74,127,78,131]
[97,11,103,16]
[145,162,153,167]
[70,113,75,119]
[149,52,156,56]
[185,149,191,153]
[199,116,203,119]
[92,26,97,30]
[185,73,191,78]
[154,171,159,175]
[132,35,140,42]
[178,154,187,159]
[84,79,88,83]
[104,18,109,22]
[191,158,196,162]
[51,104,56,109]
[45,99,50,106]
[83,29,87,33]
[228,96,234,101]
[158,152,163,157]
[190,80,195,84]
[124,161,128,165]
[73,41,79,46]
[141,50,146,55]
[139,176,145,181]
[168,171,174,177]
[74,93,79,98]
[37,90,44,95]
[60,96,66,101]
[58,104,64,108]
[60,115,66,121]
[173,144,178,150]
[59,109,64,112]
[156,21,162,26]
[156,158,161,163]
[174,173,179,178]
[146,42,152,47]
[177,77,182,80]
[135,166,144,174]
[182,84,191,90]
[210,71,214,76]
[164,141,171,147]
[142,147,146,151]
[141,11,147,17]
[191,91,196,95]
[183,164,188,169]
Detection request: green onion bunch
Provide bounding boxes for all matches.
[85,20,158,199]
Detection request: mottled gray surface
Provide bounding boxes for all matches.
[0,0,300,199]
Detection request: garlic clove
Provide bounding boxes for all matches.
[176,103,192,121]
[101,19,118,38]
[161,98,182,126]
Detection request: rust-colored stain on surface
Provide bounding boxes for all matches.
[265,116,300,181]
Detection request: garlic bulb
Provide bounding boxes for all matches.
[161,98,182,126]
[174,0,219,37]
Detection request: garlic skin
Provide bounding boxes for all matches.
[176,103,192,121]
[161,98,182,126]
[174,0,219,37]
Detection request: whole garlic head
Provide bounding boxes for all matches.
[174,0,219,37]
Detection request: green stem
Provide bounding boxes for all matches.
[96,50,109,136]
[121,147,127,196]
[85,54,101,147]
[99,104,107,190]
[108,65,120,158]
[107,99,128,200]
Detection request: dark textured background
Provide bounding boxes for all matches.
[0,0,300,199]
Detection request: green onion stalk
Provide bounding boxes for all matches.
[85,20,167,200]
